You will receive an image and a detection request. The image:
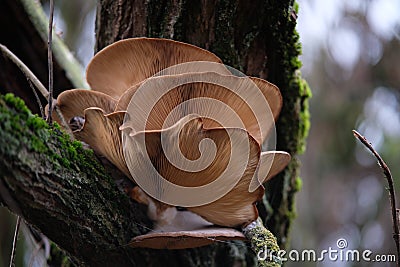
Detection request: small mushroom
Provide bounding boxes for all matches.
[129,227,246,249]
[46,89,117,124]
[74,108,129,177]
[129,186,246,249]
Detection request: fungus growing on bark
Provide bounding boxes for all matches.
[129,228,246,249]
[50,38,290,256]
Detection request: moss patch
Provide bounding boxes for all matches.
[0,93,106,174]
[47,243,72,267]
[243,219,282,267]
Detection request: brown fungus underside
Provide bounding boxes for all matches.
[50,37,291,249]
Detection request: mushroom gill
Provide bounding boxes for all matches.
[74,108,129,177]
[122,114,290,227]
[118,71,282,145]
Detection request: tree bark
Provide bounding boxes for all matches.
[0,0,310,266]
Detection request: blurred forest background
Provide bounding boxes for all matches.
[0,0,399,266]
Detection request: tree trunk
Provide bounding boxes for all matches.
[0,0,310,266]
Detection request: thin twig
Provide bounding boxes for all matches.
[9,216,21,267]
[46,0,54,124]
[0,43,73,133]
[27,80,45,118]
[353,130,400,266]
[0,44,49,98]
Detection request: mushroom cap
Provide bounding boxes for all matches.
[86,38,229,98]
[74,108,130,176]
[122,114,290,227]
[119,72,282,145]
[189,151,290,227]
[129,227,246,249]
[46,89,117,124]
[248,151,291,192]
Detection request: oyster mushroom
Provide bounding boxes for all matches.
[129,227,246,249]
[116,72,282,145]
[49,37,291,250]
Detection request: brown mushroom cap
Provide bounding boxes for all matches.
[189,151,290,227]
[248,151,291,192]
[258,151,291,182]
[74,108,130,176]
[129,227,246,249]
[119,72,282,145]
[86,38,229,98]
[55,89,117,122]
[122,114,290,227]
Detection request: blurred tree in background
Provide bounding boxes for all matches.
[291,1,400,266]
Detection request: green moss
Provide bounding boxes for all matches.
[4,93,31,115]
[293,2,299,13]
[26,114,48,131]
[294,176,302,192]
[297,75,312,154]
[47,243,72,267]
[259,0,311,248]
[243,219,282,267]
[29,135,47,152]
[0,94,108,175]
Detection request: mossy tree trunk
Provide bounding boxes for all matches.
[0,0,309,266]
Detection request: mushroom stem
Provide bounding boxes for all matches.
[242,218,282,267]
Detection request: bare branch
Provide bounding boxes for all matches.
[46,0,54,124]
[353,130,400,266]
[0,44,71,132]
[27,79,45,119]
[9,216,21,267]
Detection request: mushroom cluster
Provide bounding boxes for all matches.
[51,38,290,249]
